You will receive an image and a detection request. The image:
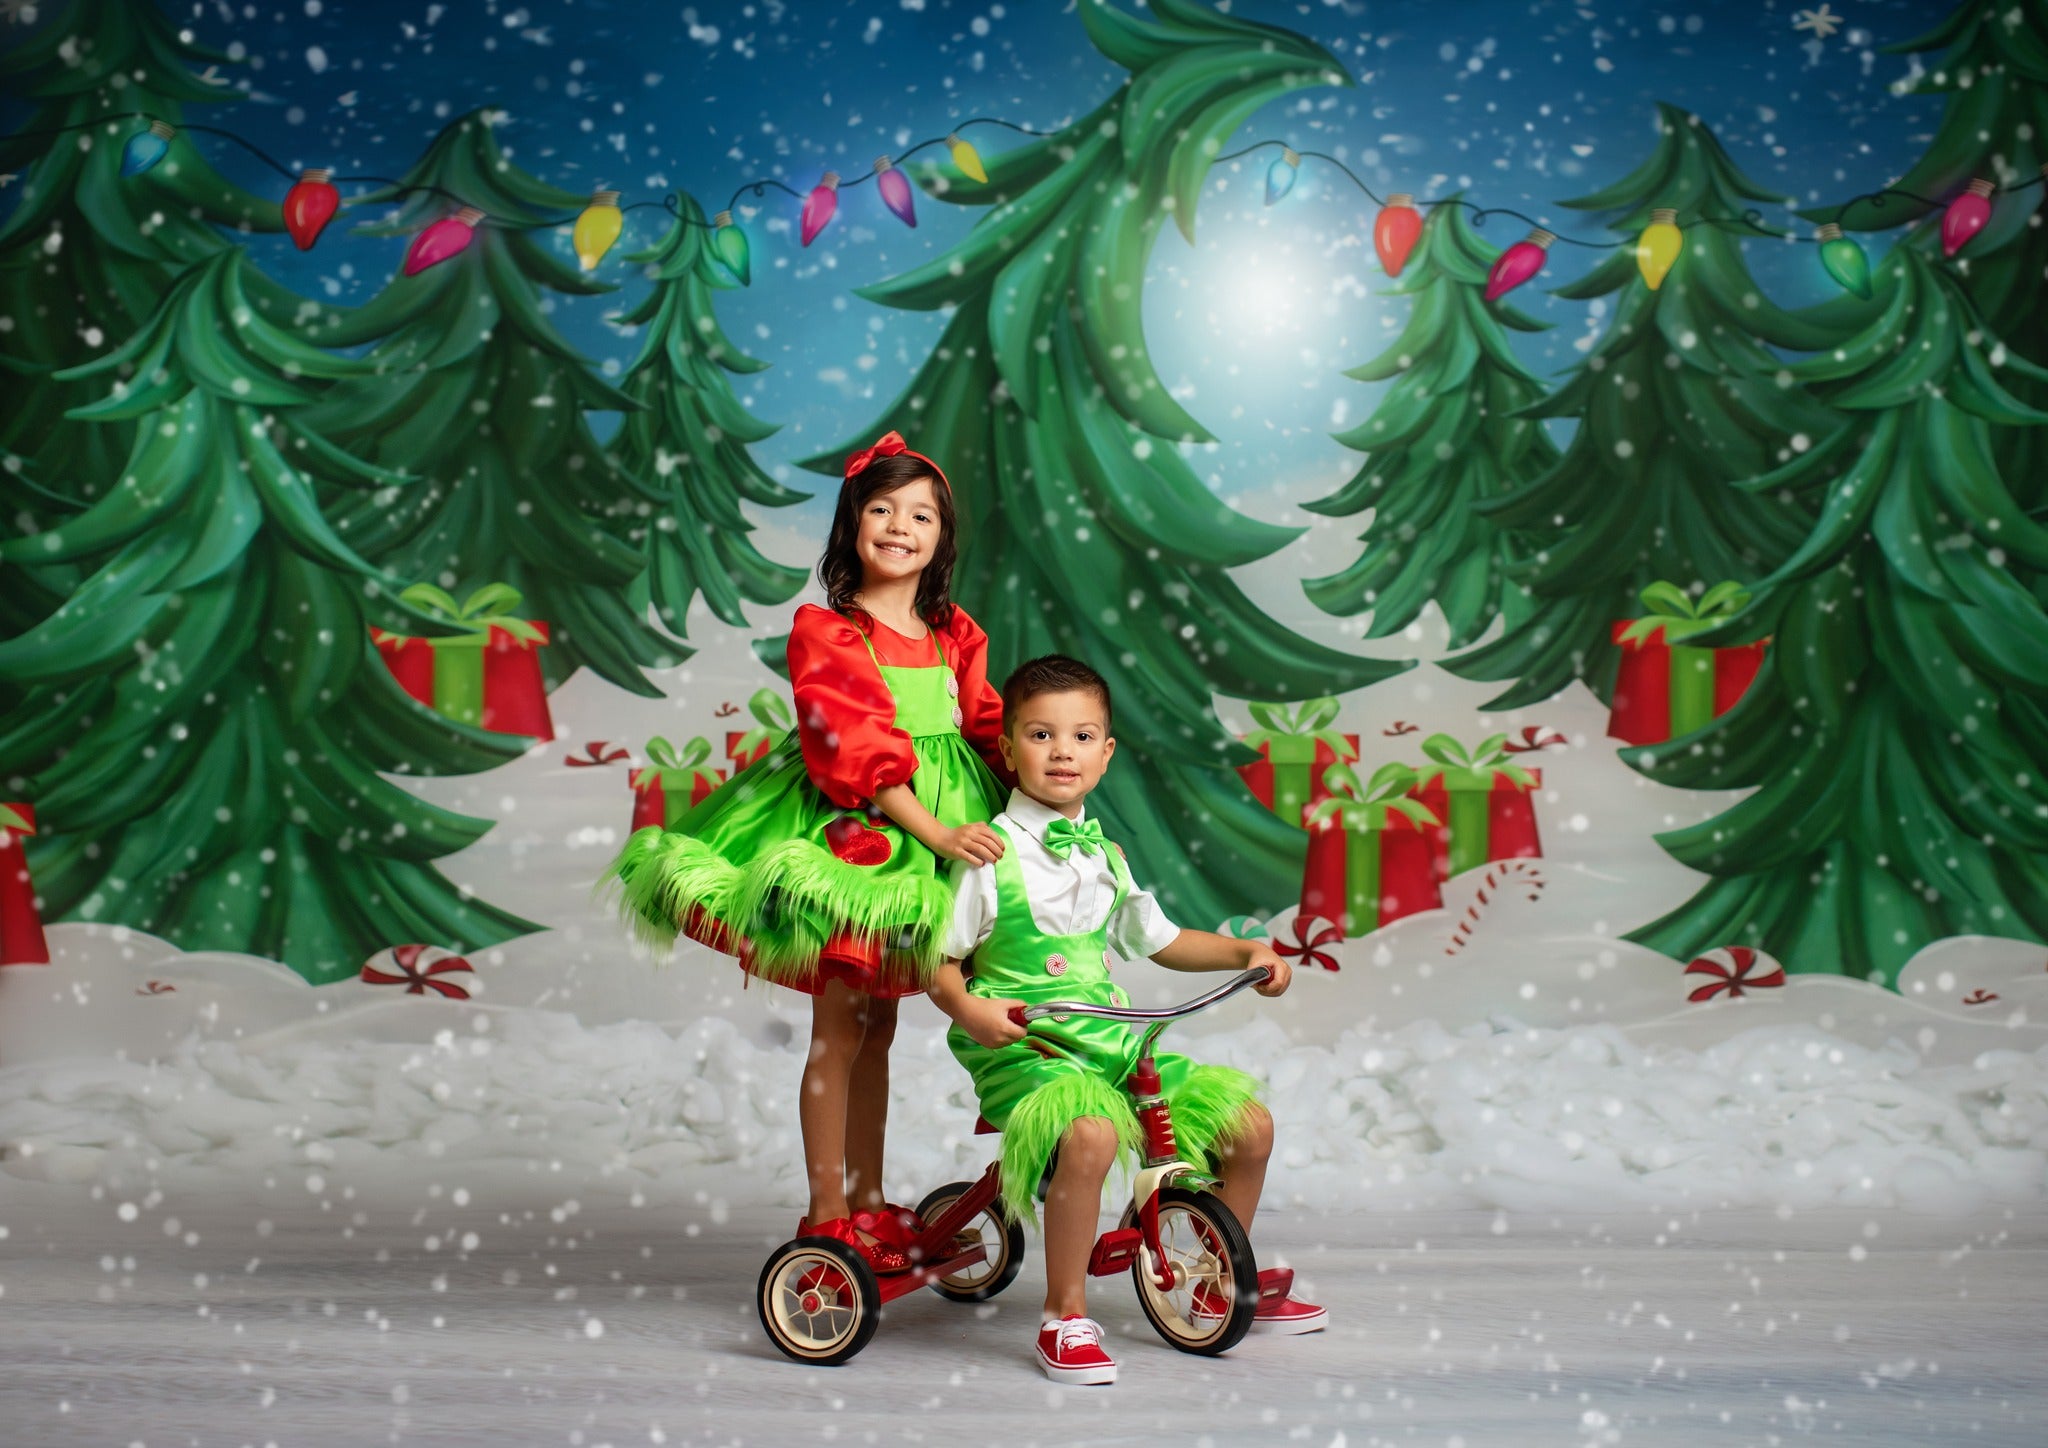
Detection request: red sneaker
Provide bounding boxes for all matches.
[1036,1315,1117,1385]
[1190,1267,1329,1335]
[796,1216,912,1275]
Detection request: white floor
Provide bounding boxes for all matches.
[1,1178,2040,1448]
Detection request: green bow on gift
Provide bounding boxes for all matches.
[1243,698,1359,761]
[732,687,795,759]
[1415,734,1539,792]
[1307,762,1439,831]
[398,582,549,646]
[644,735,716,777]
[1617,580,1753,646]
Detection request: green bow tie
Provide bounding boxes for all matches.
[1043,816,1107,859]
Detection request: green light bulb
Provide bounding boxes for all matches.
[711,209,751,286]
[1816,223,1872,300]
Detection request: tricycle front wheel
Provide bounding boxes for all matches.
[1121,1185,1258,1355]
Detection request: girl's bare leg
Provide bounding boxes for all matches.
[799,981,870,1224]
[844,995,899,1215]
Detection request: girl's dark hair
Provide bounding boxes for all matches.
[818,453,958,628]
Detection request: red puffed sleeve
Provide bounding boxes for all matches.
[787,604,918,809]
[943,606,1014,784]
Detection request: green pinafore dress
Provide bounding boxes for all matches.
[609,627,1006,997]
[947,821,1262,1224]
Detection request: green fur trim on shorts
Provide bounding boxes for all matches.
[997,1074,1140,1228]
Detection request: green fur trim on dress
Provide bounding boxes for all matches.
[1166,1065,1266,1174]
[604,827,958,990]
[998,1074,1140,1228]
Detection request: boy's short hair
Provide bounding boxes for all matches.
[1001,655,1114,734]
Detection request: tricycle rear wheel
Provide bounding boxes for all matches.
[915,1180,1025,1303]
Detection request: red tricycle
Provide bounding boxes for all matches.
[756,966,1272,1364]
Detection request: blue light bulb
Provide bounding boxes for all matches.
[1265,147,1300,206]
[120,120,176,177]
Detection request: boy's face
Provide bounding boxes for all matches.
[1000,688,1115,814]
[854,478,942,589]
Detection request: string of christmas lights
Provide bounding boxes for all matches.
[7,110,2045,298]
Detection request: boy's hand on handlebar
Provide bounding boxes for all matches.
[964,995,1028,1049]
[1247,946,1292,996]
[934,822,1007,867]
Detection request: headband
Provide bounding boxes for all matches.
[842,431,952,494]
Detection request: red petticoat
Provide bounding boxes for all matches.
[680,906,922,1001]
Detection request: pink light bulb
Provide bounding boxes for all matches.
[874,156,916,228]
[1485,227,1555,302]
[404,206,485,276]
[800,171,840,247]
[1940,178,1995,258]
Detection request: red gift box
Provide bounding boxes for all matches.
[1407,734,1542,882]
[630,736,727,831]
[1608,581,1767,745]
[372,583,554,738]
[1,802,50,966]
[1237,698,1359,831]
[1300,763,1441,939]
[726,686,794,772]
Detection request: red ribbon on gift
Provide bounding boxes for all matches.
[361,944,475,999]
[1,802,51,967]
[1683,945,1786,1002]
[1274,916,1344,973]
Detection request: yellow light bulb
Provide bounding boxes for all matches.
[1636,206,1683,291]
[947,132,988,185]
[573,189,624,270]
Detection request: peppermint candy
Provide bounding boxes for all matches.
[1683,945,1786,1002]
[361,944,476,1000]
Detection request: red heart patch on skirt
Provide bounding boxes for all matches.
[824,814,894,866]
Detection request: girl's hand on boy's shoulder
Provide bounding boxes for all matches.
[1246,946,1291,996]
[935,821,1006,866]
[966,995,1028,1049]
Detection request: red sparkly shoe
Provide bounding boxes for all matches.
[1190,1267,1329,1335]
[796,1215,912,1275]
[851,1203,924,1251]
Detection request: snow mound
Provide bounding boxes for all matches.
[4,1009,2041,1217]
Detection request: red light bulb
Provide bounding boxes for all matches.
[282,167,340,250]
[1940,178,1995,257]
[1374,193,1424,277]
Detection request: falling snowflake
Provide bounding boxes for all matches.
[1793,5,1843,40]
[1,0,39,25]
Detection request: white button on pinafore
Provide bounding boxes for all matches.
[945,672,960,699]
[1044,953,1068,977]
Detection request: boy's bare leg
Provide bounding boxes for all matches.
[799,981,869,1225]
[1041,1116,1119,1319]
[844,995,899,1216]
[1210,1103,1275,1234]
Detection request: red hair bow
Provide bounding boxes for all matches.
[843,430,951,493]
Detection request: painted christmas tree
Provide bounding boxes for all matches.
[1303,201,1557,648]
[304,111,683,695]
[1625,248,2048,989]
[1804,0,2048,509]
[0,250,540,985]
[804,0,1401,923]
[1448,105,1839,710]
[607,193,807,641]
[0,0,281,520]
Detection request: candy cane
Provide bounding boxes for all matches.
[1444,860,1547,957]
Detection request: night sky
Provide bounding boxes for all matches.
[6,0,1957,532]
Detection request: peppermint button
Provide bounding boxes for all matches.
[1045,954,1068,977]
[952,706,964,728]
[945,673,960,699]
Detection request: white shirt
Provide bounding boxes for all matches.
[940,789,1182,963]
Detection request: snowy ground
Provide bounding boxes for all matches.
[2,1180,2042,1448]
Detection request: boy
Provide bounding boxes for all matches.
[927,655,1328,1385]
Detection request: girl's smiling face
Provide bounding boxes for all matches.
[856,477,943,587]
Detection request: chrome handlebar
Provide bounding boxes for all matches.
[1005,966,1272,1028]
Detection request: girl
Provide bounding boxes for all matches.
[610,432,1010,1274]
